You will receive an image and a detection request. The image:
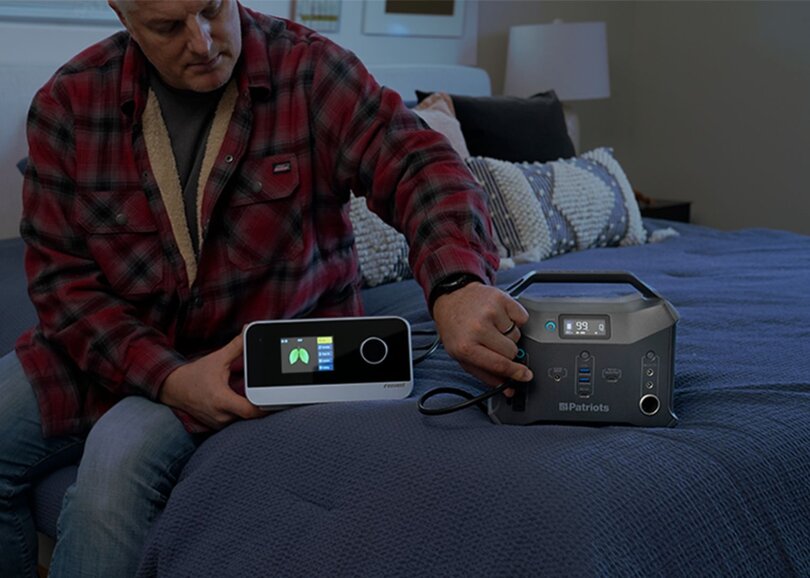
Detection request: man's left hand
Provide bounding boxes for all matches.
[432,282,533,392]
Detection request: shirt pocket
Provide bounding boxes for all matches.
[225,154,303,271]
[75,190,164,296]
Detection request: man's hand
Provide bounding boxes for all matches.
[159,334,265,430]
[432,282,533,393]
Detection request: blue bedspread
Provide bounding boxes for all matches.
[137,222,810,577]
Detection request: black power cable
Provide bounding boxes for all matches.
[415,341,528,416]
[417,381,515,416]
[411,329,440,365]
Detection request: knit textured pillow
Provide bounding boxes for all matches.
[466,148,647,263]
[349,195,412,287]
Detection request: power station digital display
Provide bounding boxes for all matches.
[560,316,610,339]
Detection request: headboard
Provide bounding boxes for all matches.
[0,64,62,240]
[366,64,492,103]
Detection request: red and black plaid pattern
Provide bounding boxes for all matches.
[17,5,498,437]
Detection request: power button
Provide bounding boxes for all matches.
[545,320,557,332]
[360,337,388,365]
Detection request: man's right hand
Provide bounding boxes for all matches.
[159,334,265,430]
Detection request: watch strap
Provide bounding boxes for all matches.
[428,273,483,313]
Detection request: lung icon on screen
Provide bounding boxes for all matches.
[281,336,334,374]
[289,348,311,365]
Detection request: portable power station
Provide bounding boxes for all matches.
[488,271,679,427]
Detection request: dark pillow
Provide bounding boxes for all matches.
[415,90,575,163]
[17,157,27,175]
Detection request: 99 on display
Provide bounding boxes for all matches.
[560,316,610,339]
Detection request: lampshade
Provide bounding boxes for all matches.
[503,21,610,101]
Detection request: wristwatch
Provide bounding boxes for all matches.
[428,273,483,313]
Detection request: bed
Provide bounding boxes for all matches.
[137,222,810,577]
[2,64,808,576]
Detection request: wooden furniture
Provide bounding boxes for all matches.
[634,191,691,223]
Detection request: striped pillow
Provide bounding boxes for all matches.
[466,148,646,263]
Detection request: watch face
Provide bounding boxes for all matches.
[443,274,479,291]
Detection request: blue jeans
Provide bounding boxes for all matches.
[0,352,200,577]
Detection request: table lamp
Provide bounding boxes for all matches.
[503,20,610,152]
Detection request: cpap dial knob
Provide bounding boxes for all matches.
[360,337,388,365]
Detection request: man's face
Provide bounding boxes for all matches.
[111,0,242,92]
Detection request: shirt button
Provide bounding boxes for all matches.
[251,180,263,193]
[224,154,234,164]
[194,296,204,308]
[115,213,128,226]
[142,171,149,179]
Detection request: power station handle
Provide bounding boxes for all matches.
[505,271,662,300]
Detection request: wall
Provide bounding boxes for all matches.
[628,1,810,234]
[0,0,478,239]
[477,1,810,235]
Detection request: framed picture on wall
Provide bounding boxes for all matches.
[362,0,464,37]
[0,1,293,25]
[291,0,342,33]
[0,1,118,25]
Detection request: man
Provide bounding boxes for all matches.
[0,1,533,575]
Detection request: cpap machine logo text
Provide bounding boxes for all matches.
[558,402,610,413]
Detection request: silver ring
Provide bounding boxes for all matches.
[500,321,517,336]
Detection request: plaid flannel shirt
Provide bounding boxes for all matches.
[16,5,498,438]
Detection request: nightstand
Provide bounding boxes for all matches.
[638,199,691,223]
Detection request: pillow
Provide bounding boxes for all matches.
[414,91,457,115]
[412,92,471,158]
[416,90,575,163]
[465,148,647,263]
[349,195,412,287]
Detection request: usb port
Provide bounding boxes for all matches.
[576,356,594,397]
